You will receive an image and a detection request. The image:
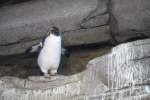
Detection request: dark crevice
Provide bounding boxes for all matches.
[109,15,119,45]
[131,55,150,62]
[107,0,119,45]
[80,12,108,25]
[63,24,107,33]
[0,40,113,57]
[0,40,111,60]
[0,37,43,46]
[0,37,50,47]
[0,0,34,7]
[121,35,150,44]
[62,28,81,33]
[79,24,108,30]
[127,30,150,38]
[65,41,114,52]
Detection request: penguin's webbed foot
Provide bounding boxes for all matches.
[44,73,51,79]
[50,70,57,76]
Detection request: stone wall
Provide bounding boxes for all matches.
[110,0,150,42]
[0,0,110,55]
[0,0,149,55]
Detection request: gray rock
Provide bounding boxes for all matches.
[0,72,108,100]
[82,62,109,96]
[86,55,109,86]
[0,25,110,55]
[63,26,110,46]
[87,39,150,89]
[0,39,41,55]
[80,14,109,28]
[0,75,83,100]
[82,0,109,20]
[0,0,110,55]
[87,85,150,100]
[0,0,97,44]
[110,0,150,39]
[1,39,150,99]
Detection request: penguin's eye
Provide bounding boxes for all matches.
[54,32,59,34]
[54,32,60,36]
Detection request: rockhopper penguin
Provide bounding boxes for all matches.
[37,27,62,77]
[26,26,70,78]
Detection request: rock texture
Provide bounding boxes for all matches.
[0,73,108,100]
[110,0,150,42]
[0,0,109,55]
[1,39,150,99]
[85,39,150,99]
[88,39,150,89]
[1,0,150,55]
[63,26,110,46]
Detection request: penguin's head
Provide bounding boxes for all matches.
[47,26,60,36]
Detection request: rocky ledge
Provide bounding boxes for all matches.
[0,39,150,100]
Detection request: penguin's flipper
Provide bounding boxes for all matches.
[25,42,42,55]
[61,48,70,57]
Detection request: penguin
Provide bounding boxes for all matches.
[26,26,70,77]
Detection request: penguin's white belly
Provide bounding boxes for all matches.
[37,35,61,72]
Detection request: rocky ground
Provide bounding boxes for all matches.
[0,39,150,100]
